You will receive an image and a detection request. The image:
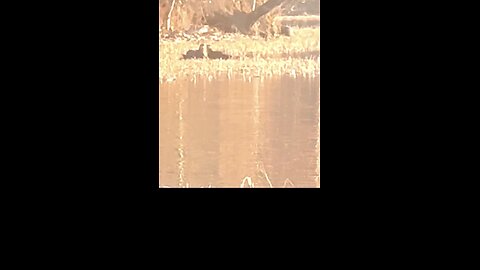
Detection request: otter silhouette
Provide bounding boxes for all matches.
[181,44,208,59]
[206,45,231,60]
[181,44,232,60]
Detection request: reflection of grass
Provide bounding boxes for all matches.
[240,176,255,188]
[159,177,301,188]
[160,28,320,83]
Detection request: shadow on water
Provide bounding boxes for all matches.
[160,75,320,188]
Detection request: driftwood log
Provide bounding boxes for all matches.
[205,0,287,34]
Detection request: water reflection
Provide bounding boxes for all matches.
[160,76,320,188]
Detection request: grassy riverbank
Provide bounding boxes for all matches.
[160,27,320,83]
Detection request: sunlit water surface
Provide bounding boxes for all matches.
[160,75,320,188]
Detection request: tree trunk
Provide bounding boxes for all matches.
[207,0,287,34]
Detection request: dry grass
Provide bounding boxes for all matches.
[240,176,255,188]
[159,177,298,188]
[160,27,320,82]
[282,178,295,187]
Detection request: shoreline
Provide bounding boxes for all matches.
[160,27,320,83]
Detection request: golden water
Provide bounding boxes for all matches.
[160,75,320,188]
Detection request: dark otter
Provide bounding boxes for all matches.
[206,45,231,60]
[181,44,232,60]
[181,44,208,59]
[280,26,291,36]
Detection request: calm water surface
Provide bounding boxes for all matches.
[160,76,320,188]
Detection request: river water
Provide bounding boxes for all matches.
[160,75,320,188]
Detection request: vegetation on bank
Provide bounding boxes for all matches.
[160,27,320,83]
